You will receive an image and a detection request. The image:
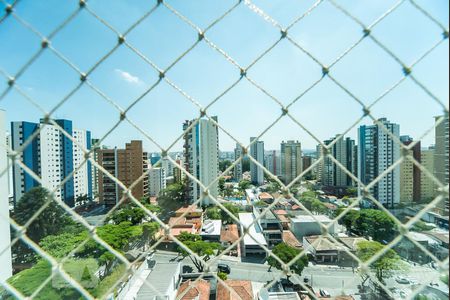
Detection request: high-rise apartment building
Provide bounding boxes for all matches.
[265,150,279,177]
[250,137,265,185]
[399,136,421,203]
[234,143,243,181]
[183,117,219,206]
[320,136,357,188]
[420,146,436,202]
[281,141,302,185]
[358,118,400,208]
[149,167,166,197]
[0,110,12,283]
[434,115,449,213]
[173,159,184,183]
[98,140,149,207]
[90,138,101,200]
[11,119,92,207]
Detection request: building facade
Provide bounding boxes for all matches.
[281,140,302,185]
[234,143,243,181]
[265,150,280,177]
[0,110,12,283]
[358,118,401,208]
[399,136,421,204]
[434,115,449,213]
[183,117,219,206]
[420,146,436,202]
[149,167,166,197]
[11,119,92,207]
[320,136,357,188]
[98,140,149,207]
[250,137,265,185]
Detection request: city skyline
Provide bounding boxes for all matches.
[0,1,448,152]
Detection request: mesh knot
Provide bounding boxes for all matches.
[402,66,412,76]
[7,77,15,87]
[443,31,449,39]
[242,147,248,155]
[280,29,287,39]
[118,35,125,45]
[363,28,371,37]
[240,68,247,77]
[119,111,126,121]
[5,4,13,14]
[281,107,288,116]
[41,39,49,49]
[161,150,168,158]
[79,0,86,8]
[322,66,329,76]
[198,32,204,41]
[159,71,165,79]
[200,109,206,117]
[362,107,370,116]
[80,73,87,82]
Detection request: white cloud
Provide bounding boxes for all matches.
[115,69,142,85]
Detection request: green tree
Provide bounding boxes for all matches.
[217,272,228,281]
[267,243,308,276]
[219,177,226,195]
[206,207,221,220]
[13,187,74,243]
[356,241,405,284]
[238,180,251,192]
[221,203,240,224]
[338,209,360,232]
[219,160,233,173]
[311,200,327,214]
[354,210,397,242]
[177,232,221,272]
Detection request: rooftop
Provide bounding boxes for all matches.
[201,219,222,236]
[425,231,449,244]
[177,279,210,300]
[239,213,267,246]
[221,224,240,243]
[282,231,302,249]
[291,215,332,224]
[217,280,253,300]
[259,192,274,200]
[136,261,180,300]
[339,237,368,251]
[304,236,347,251]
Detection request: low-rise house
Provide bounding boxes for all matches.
[274,210,290,230]
[200,219,222,241]
[175,205,203,218]
[239,213,268,257]
[302,236,348,265]
[282,231,302,249]
[217,280,253,300]
[135,259,181,300]
[259,192,274,204]
[221,224,240,256]
[177,279,211,300]
[425,231,449,260]
[253,207,283,248]
[290,215,335,241]
[395,231,441,264]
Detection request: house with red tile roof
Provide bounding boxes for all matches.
[217,280,253,300]
[177,279,210,300]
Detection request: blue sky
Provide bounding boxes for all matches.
[0,0,448,152]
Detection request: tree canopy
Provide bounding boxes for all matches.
[267,243,308,276]
[13,187,74,243]
[356,241,405,284]
[177,232,221,272]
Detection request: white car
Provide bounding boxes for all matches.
[396,276,410,284]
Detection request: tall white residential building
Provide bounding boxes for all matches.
[11,119,92,207]
[421,146,436,202]
[183,117,219,206]
[250,137,265,186]
[320,136,357,187]
[281,140,302,185]
[0,109,13,283]
[149,167,166,197]
[358,118,400,208]
[234,143,243,181]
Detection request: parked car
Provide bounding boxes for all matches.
[217,263,231,274]
[396,276,410,284]
[319,289,331,298]
[303,277,309,283]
